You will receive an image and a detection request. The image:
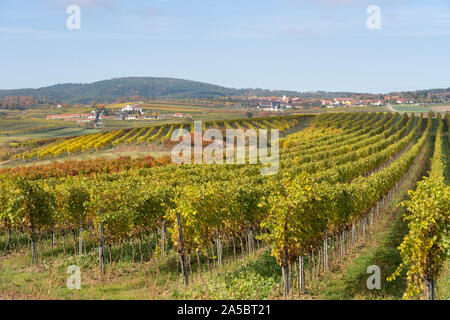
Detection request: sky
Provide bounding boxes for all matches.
[0,0,449,93]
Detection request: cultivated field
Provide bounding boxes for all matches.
[0,111,449,300]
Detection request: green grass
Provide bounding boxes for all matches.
[436,259,450,300]
[0,230,273,300]
[424,103,450,107]
[184,250,282,300]
[329,106,387,112]
[0,127,101,144]
[318,211,409,300]
[392,105,431,113]
[34,127,100,138]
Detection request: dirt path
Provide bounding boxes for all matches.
[387,104,396,112]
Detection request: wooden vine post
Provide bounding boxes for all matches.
[426,224,435,300]
[217,229,222,267]
[176,212,188,286]
[282,220,290,297]
[50,231,54,258]
[323,227,328,271]
[298,255,305,293]
[247,222,253,255]
[30,216,38,265]
[161,219,166,257]
[99,209,106,275]
[4,229,10,252]
[79,227,83,255]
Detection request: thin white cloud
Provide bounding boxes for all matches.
[44,0,117,10]
[286,0,411,7]
[0,26,46,35]
[280,28,313,36]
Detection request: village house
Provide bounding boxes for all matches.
[121,105,144,115]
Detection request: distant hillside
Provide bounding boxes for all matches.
[0,77,234,103]
[0,77,358,105]
[0,77,447,107]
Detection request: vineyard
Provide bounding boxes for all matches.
[0,111,448,300]
[12,115,307,161]
[0,118,86,136]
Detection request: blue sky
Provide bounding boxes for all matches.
[0,0,449,93]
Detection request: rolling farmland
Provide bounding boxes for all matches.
[10,115,306,161]
[0,112,448,300]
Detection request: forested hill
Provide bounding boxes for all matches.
[0,77,358,104]
[0,77,235,103]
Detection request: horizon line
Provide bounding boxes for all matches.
[0,76,449,96]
